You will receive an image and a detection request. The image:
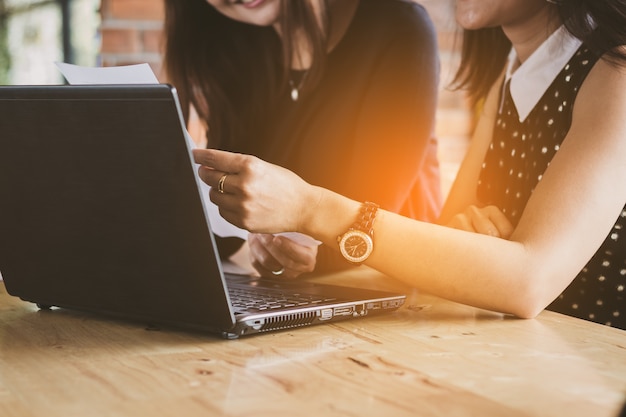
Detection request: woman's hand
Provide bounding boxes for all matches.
[445,205,514,239]
[192,148,321,234]
[248,233,318,279]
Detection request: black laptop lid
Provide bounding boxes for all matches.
[0,84,235,332]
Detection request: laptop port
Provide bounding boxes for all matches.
[333,306,354,316]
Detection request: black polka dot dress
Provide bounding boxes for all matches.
[477,45,625,329]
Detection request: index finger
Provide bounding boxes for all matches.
[192,148,246,173]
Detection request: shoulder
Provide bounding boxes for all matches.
[570,52,626,148]
[363,0,431,18]
[356,0,435,37]
[576,53,626,115]
[589,52,626,80]
[340,0,438,71]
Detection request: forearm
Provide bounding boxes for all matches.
[299,188,551,318]
[369,211,536,316]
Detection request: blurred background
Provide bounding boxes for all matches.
[0,0,470,199]
[0,0,100,84]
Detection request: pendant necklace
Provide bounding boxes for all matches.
[288,69,308,102]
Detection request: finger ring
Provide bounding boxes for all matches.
[217,173,228,194]
[271,267,285,276]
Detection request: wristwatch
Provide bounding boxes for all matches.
[337,202,379,265]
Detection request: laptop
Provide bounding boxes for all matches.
[0,84,405,339]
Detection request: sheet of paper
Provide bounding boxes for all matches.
[56,63,320,246]
[55,62,159,85]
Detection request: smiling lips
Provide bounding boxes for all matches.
[233,0,264,7]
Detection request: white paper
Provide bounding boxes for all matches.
[56,63,320,246]
[55,62,159,85]
[183,134,250,241]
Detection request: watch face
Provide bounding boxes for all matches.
[339,230,373,264]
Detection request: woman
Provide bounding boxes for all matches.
[162,0,442,277]
[192,0,626,330]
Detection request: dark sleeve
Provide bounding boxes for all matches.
[314,4,440,273]
[343,4,440,214]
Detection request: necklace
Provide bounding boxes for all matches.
[288,69,308,102]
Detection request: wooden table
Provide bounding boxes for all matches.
[1,266,625,417]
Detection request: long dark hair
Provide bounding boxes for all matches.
[453,0,626,102]
[163,0,329,149]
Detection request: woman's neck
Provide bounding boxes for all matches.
[503,6,561,65]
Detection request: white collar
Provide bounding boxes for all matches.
[505,26,582,122]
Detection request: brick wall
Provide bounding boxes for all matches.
[99,0,164,77]
[98,0,470,198]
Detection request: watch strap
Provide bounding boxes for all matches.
[352,201,379,235]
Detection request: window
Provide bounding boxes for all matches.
[0,0,100,84]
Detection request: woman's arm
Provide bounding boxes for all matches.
[194,57,626,318]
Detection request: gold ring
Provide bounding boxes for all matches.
[217,173,228,194]
[271,267,285,276]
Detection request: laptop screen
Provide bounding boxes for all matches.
[0,84,236,331]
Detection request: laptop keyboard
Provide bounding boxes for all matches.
[228,286,337,314]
